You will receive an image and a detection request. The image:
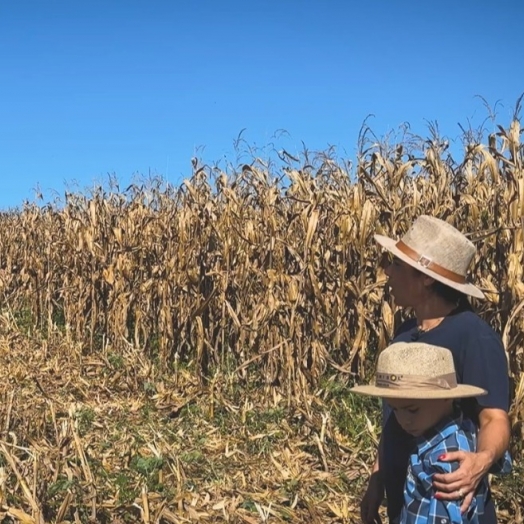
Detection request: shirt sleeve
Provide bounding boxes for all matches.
[426,452,463,524]
[426,445,460,476]
[461,330,509,411]
[404,452,464,524]
[490,450,513,475]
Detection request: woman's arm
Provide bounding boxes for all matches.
[476,407,511,468]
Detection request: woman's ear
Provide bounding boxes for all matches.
[422,274,436,288]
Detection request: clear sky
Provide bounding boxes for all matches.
[1,0,523,209]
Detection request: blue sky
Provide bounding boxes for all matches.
[1,0,523,209]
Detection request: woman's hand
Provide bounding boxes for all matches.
[432,450,490,513]
[433,407,510,512]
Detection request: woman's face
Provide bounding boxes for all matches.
[384,255,426,307]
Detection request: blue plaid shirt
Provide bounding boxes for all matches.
[400,410,511,524]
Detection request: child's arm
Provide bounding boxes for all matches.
[404,448,466,524]
[360,435,384,524]
[428,497,463,524]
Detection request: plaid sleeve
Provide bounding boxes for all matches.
[489,450,512,475]
[426,434,461,474]
[426,452,463,524]
[404,452,463,524]
[404,424,485,524]
[427,454,457,474]
[425,431,486,524]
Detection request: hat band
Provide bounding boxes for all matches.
[375,372,457,390]
[396,241,466,284]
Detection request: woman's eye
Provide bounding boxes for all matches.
[408,408,419,414]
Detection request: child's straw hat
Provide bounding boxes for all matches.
[374,215,484,299]
[351,342,487,399]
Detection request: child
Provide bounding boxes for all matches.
[351,341,511,524]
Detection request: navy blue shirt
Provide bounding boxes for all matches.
[383,310,510,523]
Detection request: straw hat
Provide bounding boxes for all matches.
[374,215,484,299]
[351,342,486,399]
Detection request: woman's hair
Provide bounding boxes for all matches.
[431,280,474,313]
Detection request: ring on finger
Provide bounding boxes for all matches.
[457,488,465,499]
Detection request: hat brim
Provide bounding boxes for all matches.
[374,234,485,300]
[350,383,487,400]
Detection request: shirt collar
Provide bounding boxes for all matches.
[415,406,463,455]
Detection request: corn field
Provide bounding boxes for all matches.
[0,111,523,522]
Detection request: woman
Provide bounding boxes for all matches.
[360,215,511,524]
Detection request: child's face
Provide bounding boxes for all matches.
[387,397,454,437]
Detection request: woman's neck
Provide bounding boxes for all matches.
[414,299,458,332]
